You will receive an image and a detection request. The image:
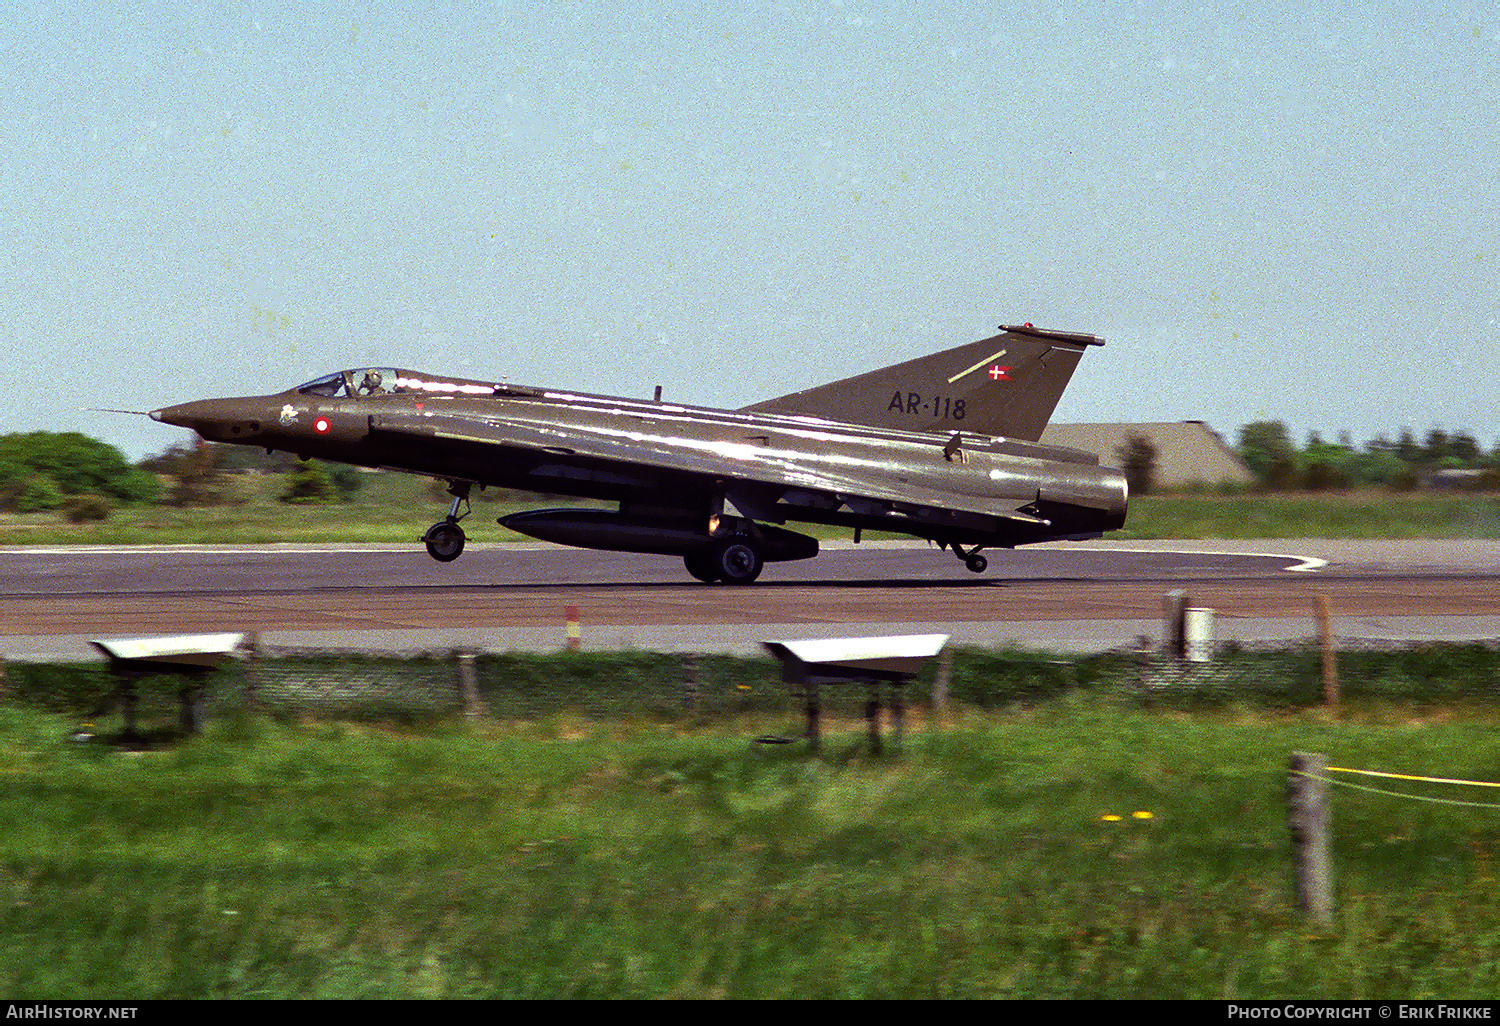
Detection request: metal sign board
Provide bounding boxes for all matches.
[762,633,950,680]
[90,633,247,670]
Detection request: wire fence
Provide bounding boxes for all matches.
[241,649,791,722]
[5,635,1500,730]
[1130,637,1500,709]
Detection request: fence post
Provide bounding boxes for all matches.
[932,644,951,725]
[1287,751,1334,931]
[803,674,821,753]
[1163,589,1188,661]
[681,652,700,714]
[1133,634,1156,706]
[456,649,484,720]
[1316,595,1339,711]
[240,631,261,713]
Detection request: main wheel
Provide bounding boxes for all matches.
[964,553,988,574]
[684,550,719,583]
[423,521,466,562]
[709,537,763,585]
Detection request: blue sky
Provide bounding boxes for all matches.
[4,2,1497,458]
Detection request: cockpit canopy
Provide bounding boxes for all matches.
[296,368,501,398]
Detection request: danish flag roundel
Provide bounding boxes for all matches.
[314,416,332,434]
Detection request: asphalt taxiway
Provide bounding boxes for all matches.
[5,538,1498,660]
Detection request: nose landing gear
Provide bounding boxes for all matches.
[947,541,989,574]
[422,482,472,562]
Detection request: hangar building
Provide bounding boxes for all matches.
[1040,421,1254,490]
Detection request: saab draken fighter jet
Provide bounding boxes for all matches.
[150,324,1127,583]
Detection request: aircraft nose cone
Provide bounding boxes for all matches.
[149,404,191,428]
[148,397,281,443]
[147,399,248,440]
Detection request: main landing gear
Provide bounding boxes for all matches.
[684,535,764,585]
[423,483,471,562]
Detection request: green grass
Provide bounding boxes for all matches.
[7,691,1500,998]
[0,474,550,546]
[1119,491,1500,540]
[5,472,1500,545]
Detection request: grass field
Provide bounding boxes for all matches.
[1117,491,1500,541]
[6,689,1500,999]
[6,475,1500,999]
[4,473,1500,545]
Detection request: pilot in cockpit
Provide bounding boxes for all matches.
[358,370,384,395]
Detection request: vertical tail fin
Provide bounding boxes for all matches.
[739,324,1104,441]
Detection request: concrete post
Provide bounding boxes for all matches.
[1184,607,1214,662]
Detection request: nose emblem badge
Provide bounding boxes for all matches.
[279,404,298,426]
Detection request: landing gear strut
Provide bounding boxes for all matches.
[423,482,471,562]
[949,541,988,574]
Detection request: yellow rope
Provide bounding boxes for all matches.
[1301,771,1500,809]
[1326,765,1500,789]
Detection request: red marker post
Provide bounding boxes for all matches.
[565,606,581,651]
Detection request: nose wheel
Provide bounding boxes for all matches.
[948,542,988,574]
[422,483,471,562]
[423,521,466,562]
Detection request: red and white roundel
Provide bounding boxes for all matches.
[314,416,332,434]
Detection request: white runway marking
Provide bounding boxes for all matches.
[1014,543,1328,573]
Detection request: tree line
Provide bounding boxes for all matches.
[1233,421,1500,491]
[1114,421,1500,495]
[0,434,360,518]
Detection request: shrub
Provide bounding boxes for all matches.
[1302,460,1351,490]
[62,494,111,522]
[1114,433,1157,495]
[280,463,337,504]
[0,432,158,505]
[0,472,63,513]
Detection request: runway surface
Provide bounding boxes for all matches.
[6,538,1499,659]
